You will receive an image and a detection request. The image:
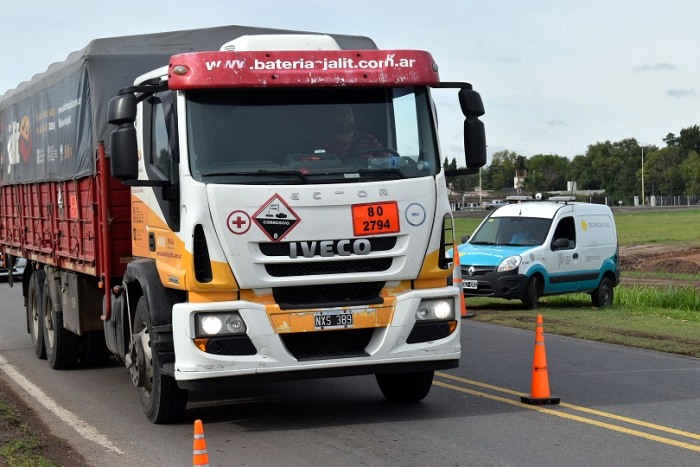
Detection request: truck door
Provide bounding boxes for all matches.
[545,215,581,292]
[145,91,180,231]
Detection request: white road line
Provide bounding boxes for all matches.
[0,354,125,455]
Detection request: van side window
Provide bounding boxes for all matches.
[551,216,576,250]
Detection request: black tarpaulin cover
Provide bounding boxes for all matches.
[0,25,376,185]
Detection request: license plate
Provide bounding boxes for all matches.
[464,280,478,289]
[314,311,354,329]
[352,202,400,236]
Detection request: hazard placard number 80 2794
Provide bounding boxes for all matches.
[352,202,400,236]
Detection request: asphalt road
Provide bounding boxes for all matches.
[1,281,699,466]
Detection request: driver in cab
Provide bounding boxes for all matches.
[315,104,387,159]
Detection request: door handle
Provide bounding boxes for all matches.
[573,253,579,259]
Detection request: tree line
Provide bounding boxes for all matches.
[445,124,700,204]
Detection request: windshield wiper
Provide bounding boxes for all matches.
[259,170,311,183]
[470,241,496,245]
[357,168,406,179]
[199,170,311,183]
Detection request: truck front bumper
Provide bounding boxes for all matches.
[171,287,461,389]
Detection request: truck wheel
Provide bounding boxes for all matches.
[591,277,614,307]
[80,331,112,367]
[27,269,47,359]
[43,281,80,370]
[521,276,540,310]
[376,370,434,402]
[133,297,188,424]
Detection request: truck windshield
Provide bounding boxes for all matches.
[186,86,439,184]
[470,217,552,246]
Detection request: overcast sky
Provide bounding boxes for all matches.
[1,0,697,166]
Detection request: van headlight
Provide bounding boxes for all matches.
[497,255,522,272]
[195,313,247,337]
[416,299,454,321]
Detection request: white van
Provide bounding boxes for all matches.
[455,197,620,309]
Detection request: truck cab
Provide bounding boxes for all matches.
[1,28,487,423]
[104,33,487,422]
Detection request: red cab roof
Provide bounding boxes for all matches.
[167,50,440,89]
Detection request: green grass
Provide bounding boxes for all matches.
[455,209,700,247]
[0,399,55,467]
[453,218,483,242]
[624,270,700,281]
[614,210,700,245]
[467,287,700,357]
[455,209,700,356]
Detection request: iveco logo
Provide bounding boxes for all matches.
[468,266,476,277]
[289,239,371,258]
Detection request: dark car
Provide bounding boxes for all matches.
[0,253,26,279]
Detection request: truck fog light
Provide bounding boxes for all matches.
[200,316,222,335]
[433,300,452,319]
[225,315,246,334]
[415,299,455,321]
[196,312,247,337]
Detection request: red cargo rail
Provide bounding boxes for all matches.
[0,150,131,281]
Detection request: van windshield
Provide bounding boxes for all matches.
[470,217,552,246]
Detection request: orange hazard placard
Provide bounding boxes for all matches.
[352,202,400,236]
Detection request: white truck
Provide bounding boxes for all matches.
[1,26,486,423]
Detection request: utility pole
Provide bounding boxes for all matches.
[641,146,645,206]
[479,167,482,207]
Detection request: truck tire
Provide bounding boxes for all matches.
[43,280,80,370]
[521,276,540,310]
[133,297,188,423]
[27,269,47,359]
[591,276,614,308]
[80,331,112,367]
[376,370,434,403]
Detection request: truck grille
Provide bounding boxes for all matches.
[274,282,383,310]
[281,328,375,361]
[266,258,392,277]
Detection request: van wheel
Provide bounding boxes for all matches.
[27,270,47,359]
[376,371,434,402]
[591,277,614,307]
[132,297,188,424]
[521,276,540,310]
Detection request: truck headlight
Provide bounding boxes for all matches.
[497,255,522,272]
[415,299,454,321]
[195,313,247,337]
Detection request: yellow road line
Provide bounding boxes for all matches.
[434,375,700,452]
[436,372,700,442]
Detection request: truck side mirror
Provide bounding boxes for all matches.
[108,94,138,181]
[459,88,487,171]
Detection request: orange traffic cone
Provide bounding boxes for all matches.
[453,251,474,319]
[193,419,210,467]
[520,315,560,405]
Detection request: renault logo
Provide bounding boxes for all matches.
[468,266,476,277]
